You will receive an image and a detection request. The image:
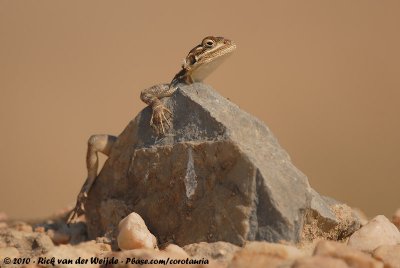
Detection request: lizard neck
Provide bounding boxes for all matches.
[170,68,193,87]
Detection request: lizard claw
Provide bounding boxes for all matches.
[150,103,172,135]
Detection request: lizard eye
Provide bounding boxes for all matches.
[204,39,215,48]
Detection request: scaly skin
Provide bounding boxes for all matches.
[67,36,236,224]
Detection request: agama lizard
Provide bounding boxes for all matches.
[67,36,236,224]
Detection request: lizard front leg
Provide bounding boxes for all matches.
[67,134,117,224]
[140,83,177,134]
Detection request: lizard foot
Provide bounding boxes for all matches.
[66,192,87,225]
[150,103,172,134]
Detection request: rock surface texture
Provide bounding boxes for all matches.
[85,83,360,246]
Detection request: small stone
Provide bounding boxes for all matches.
[292,256,348,268]
[32,233,55,255]
[0,229,54,256]
[163,244,189,257]
[229,241,304,268]
[184,241,240,263]
[47,229,71,245]
[0,247,19,258]
[96,236,111,244]
[314,240,383,268]
[373,244,400,268]
[392,209,400,230]
[347,215,400,252]
[117,212,157,250]
[229,256,284,268]
[13,221,33,232]
[243,241,304,259]
[35,226,45,233]
[75,240,112,253]
[297,239,320,257]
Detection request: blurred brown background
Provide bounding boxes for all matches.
[0,1,399,220]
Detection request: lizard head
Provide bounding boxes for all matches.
[180,36,236,83]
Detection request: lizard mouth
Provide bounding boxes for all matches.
[201,42,236,64]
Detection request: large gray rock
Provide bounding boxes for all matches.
[85,83,360,246]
